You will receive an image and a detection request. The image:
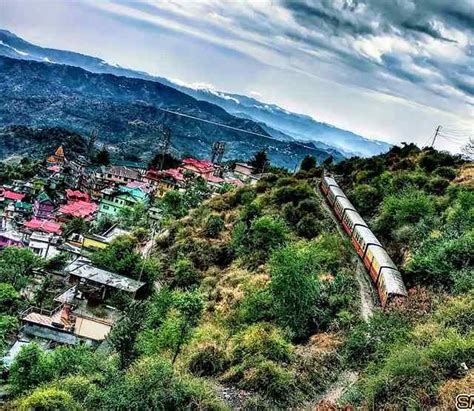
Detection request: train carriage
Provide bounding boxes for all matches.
[320,176,338,195]
[352,225,382,259]
[334,196,356,222]
[320,175,407,307]
[342,209,368,236]
[377,267,408,307]
[327,186,346,206]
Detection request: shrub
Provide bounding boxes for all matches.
[231,323,294,364]
[205,214,225,238]
[172,258,200,288]
[15,388,81,411]
[272,183,314,205]
[187,342,227,376]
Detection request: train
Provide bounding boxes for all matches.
[320,175,407,307]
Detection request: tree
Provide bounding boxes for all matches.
[205,214,224,238]
[250,150,269,174]
[8,343,47,395]
[63,217,90,237]
[172,258,200,288]
[157,189,188,219]
[170,291,204,364]
[95,147,110,165]
[108,300,149,369]
[0,247,43,290]
[461,137,474,160]
[269,242,321,339]
[0,282,21,314]
[300,155,317,171]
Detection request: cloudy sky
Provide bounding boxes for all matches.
[1,0,472,151]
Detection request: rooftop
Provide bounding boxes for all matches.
[65,258,145,293]
[58,200,98,218]
[105,165,141,180]
[24,219,62,235]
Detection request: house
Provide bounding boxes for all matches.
[24,218,62,235]
[65,258,145,300]
[0,229,24,248]
[27,232,61,259]
[21,303,114,345]
[57,200,98,221]
[15,201,33,216]
[82,225,130,250]
[181,158,215,179]
[98,185,149,219]
[1,189,26,205]
[234,162,255,177]
[65,189,90,202]
[98,165,142,185]
[33,191,55,220]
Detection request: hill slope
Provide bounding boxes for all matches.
[0,55,342,167]
[0,29,389,158]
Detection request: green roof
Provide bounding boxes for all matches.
[15,201,32,211]
[36,191,52,203]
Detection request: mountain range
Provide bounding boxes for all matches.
[0,29,391,166]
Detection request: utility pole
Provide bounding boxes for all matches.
[211,141,226,176]
[431,125,442,147]
[159,127,171,170]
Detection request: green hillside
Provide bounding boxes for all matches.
[2,144,472,409]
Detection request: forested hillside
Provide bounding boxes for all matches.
[2,144,472,409]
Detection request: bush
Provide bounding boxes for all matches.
[231,323,294,364]
[172,258,200,288]
[205,214,225,238]
[15,388,81,411]
[272,183,314,206]
[187,342,227,376]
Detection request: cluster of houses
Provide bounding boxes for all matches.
[0,145,261,366]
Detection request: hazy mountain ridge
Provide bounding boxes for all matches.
[0,55,342,167]
[0,29,390,158]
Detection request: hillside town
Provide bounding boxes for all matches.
[0,144,262,366]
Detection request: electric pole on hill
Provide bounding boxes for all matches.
[431,125,442,147]
[211,141,226,176]
[159,127,171,170]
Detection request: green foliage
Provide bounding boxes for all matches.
[8,343,46,395]
[118,202,148,229]
[109,300,149,369]
[375,188,435,233]
[95,147,110,165]
[0,315,19,350]
[272,182,314,205]
[187,342,227,377]
[205,214,225,238]
[172,258,200,288]
[300,155,317,171]
[350,184,381,216]
[63,217,90,236]
[0,247,43,290]
[157,189,188,219]
[231,323,294,364]
[15,388,81,410]
[269,235,349,339]
[232,216,288,266]
[250,150,269,174]
[0,282,21,314]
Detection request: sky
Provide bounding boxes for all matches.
[0,0,472,152]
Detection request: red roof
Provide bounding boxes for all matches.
[58,201,98,218]
[182,158,214,171]
[4,190,25,201]
[206,174,225,184]
[65,189,90,202]
[24,219,62,235]
[164,168,185,182]
[126,181,154,193]
[47,165,61,173]
[144,169,160,181]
